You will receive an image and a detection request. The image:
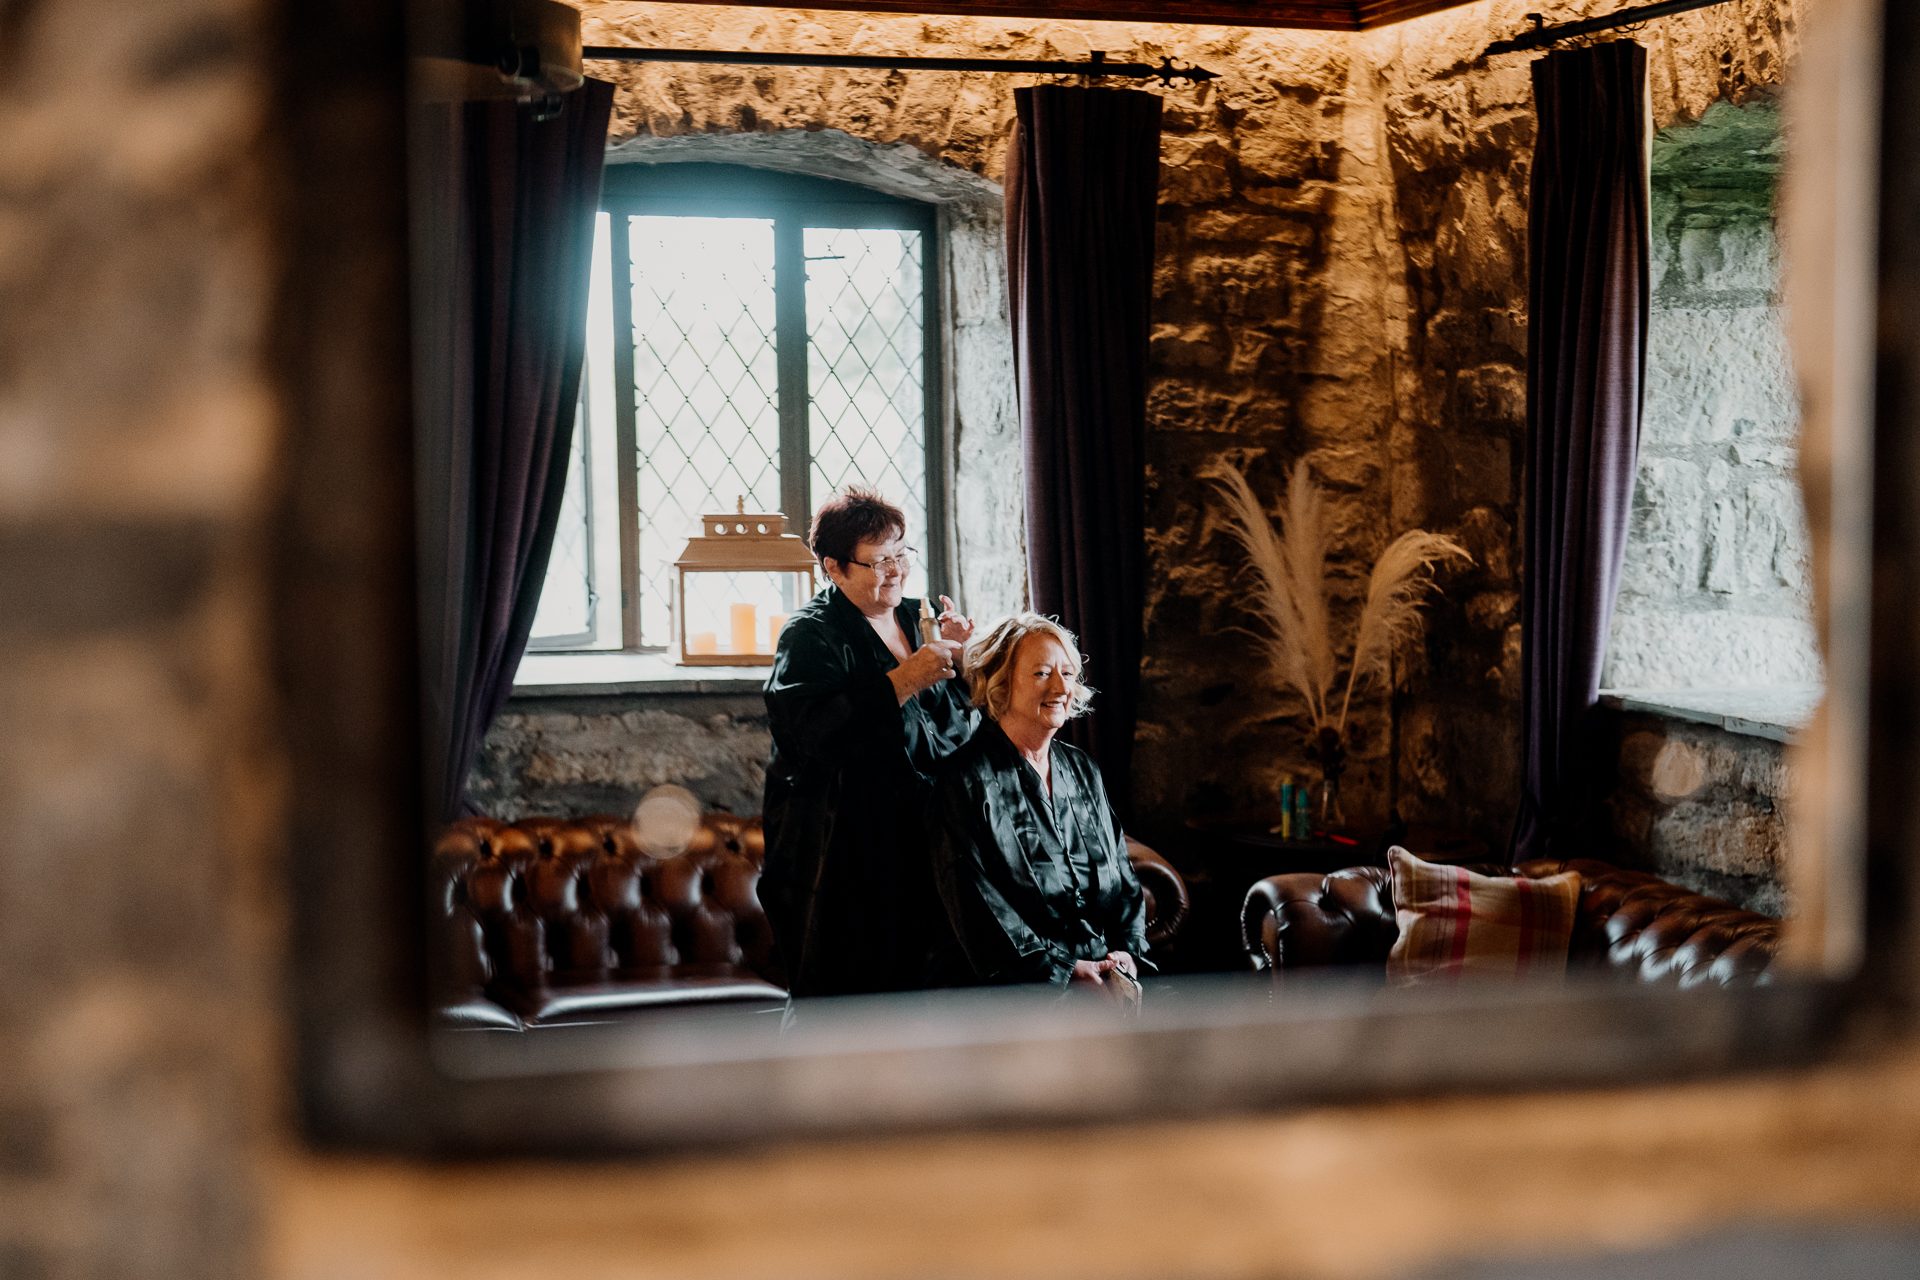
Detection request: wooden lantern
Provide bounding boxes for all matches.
[672,498,819,666]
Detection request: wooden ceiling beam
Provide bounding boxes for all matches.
[602,1,1487,35]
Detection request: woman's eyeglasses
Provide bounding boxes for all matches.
[849,548,916,576]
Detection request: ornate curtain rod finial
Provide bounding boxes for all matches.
[1486,0,1739,58]
[1153,56,1217,86]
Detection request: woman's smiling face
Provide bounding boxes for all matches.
[1001,631,1077,735]
[826,530,908,616]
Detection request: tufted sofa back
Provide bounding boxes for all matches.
[1241,856,1782,988]
[435,815,1192,1018]
[433,812,783,1004]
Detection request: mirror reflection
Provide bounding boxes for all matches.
[415,0,1835,1060]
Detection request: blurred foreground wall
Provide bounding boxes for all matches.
[3,2,1917,1279]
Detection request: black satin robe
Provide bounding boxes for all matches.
[927,721,1151,987]
[761,585,978,997]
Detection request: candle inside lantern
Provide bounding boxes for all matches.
[729,603,758,655]
[768,612,789,650]
[688,631,718,656]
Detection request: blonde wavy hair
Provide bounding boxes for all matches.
[964,613,1096,723]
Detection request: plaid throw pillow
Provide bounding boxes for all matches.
[1386,847,1580,984]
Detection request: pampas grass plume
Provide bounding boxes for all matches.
[1205,463,1332,728]
[1207,461,1471,738]
[1337,529,1472,732]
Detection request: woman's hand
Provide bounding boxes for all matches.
[1069,953,1137,982]
[887,638,964,705]
[1069,954,1141,1006]
[1068,959,1111,986]
[937,595,975,646]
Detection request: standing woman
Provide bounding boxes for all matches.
[927,614,1149,991]
[761,486,978,997]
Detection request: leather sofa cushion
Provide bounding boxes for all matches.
[435,996,524,1031]
[492,962,789,1023]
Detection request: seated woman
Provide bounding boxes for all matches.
[927,614,1149,992]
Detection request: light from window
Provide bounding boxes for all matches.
[631,215,782,647]
[524,167,939,655]
[806,226,929,605]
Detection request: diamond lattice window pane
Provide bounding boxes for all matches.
[528,392,595,644]
[631,216,781,646]
[805,227,929,601]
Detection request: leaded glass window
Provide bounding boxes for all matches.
[524,163,944,653]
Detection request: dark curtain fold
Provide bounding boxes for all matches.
[1510,43,1650,862]
[1006,85,1162,810]
[414,79,615,823]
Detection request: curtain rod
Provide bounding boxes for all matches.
[1485,0,1739,56]
[581,46,1219,86]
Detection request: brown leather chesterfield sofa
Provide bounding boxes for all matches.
[1241,856,1782,988]
[435,813,1191,1029]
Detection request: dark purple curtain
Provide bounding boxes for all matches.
[1006,85,1162,808]
[1510,43,1650,862]
[415,80,614,823]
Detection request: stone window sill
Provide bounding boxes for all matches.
[1597,683,1823,744]
[511,650,768,698]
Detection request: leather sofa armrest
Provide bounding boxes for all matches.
[1242,866,1398,972]
[1126,837,1190,946]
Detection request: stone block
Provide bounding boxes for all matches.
[1605,711,1793,916]
[1602,610,1824,690]
[1665,220,1780,304]
[1151,323,1228,371]
[1644,305,1797,445]
[1465,590,1518,632]
[1620,456,1705,601]
[1159,136,1234,205]
[1236,124,1323,184]
[469,700,771,819]
[1186,211,1313,245]
[1703,497,1740,594]
[1456,364,1525,425]
[1454,506,1515,582]
[1443,435,1510,507]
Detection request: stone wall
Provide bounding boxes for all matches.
[1345,0,1802,845]
[470,692,770,819]
[507,0,1806,855]
[0,0,283,1275]
[1604,99,1820,691]
[1602,709,1791,916]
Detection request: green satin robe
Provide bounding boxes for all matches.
[761,585,978,997]
[927,721,1151,987]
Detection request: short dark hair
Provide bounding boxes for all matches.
[808,485,906,568]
